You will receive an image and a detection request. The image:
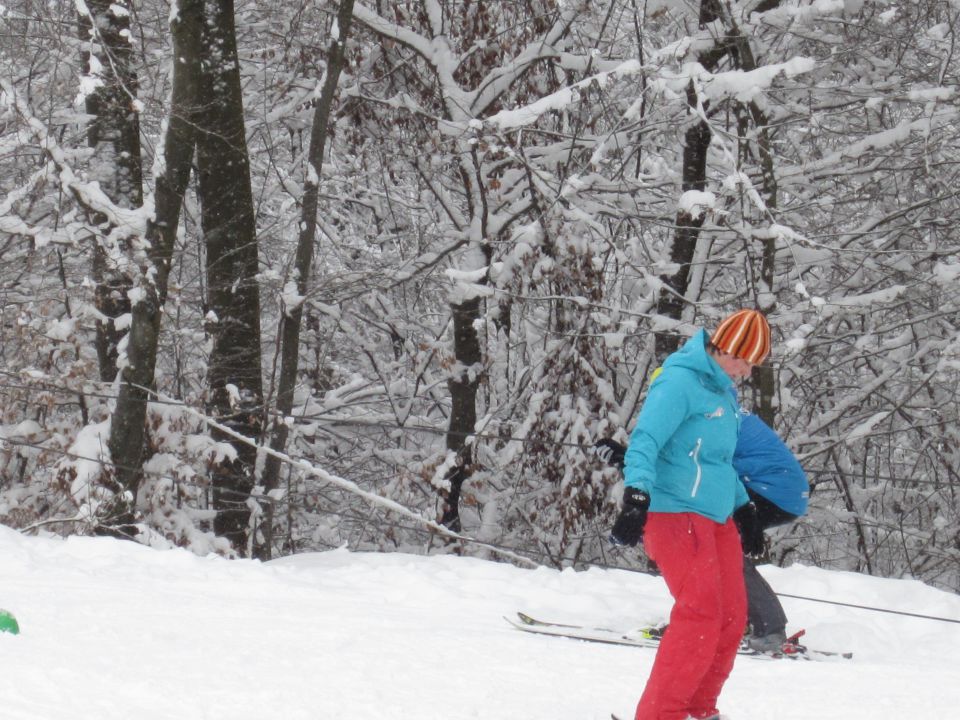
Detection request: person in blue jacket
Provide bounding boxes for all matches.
[731,411,809,651]
[602,309,771,720]
[595,392,810,656]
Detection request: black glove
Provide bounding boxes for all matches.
[594,438,626,470]
[610,487,649,547]
[734,502,765,557]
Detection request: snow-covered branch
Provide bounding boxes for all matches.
[0,78,147,247]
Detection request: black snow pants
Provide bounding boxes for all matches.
[743,557,788,636]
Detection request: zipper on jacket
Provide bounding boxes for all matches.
[689,438,703,497]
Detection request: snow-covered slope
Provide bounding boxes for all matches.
[0,526,957,720]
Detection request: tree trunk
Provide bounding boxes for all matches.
[195,0,264,553]
[79,0,142,382]
[108,0,203,528]
[728,12,781,426]
[654,0,729,358]
[656,0,784,372]
[258,0,356,560]
[753,107,778,426]
[440,296,483,532]
[655,105,710,358]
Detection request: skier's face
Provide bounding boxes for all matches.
[712,350,755,380]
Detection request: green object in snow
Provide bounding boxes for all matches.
[0,609,19,635]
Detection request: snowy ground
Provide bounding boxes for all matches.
[1,525,958,720]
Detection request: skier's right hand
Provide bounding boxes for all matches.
[593,438,626,470]
[609,487,649,547]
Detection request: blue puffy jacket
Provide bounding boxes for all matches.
[624,330,749,524]
[734,413,809,517]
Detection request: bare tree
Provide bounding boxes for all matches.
[194,0,265,552]
[259,0,357,559]
[78,0,143,382]
[108,0,204,529]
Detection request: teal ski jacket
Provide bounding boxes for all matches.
[623,329,749,523]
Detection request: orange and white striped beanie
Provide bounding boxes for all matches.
[709,309,771,365]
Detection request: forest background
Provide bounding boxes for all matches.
[1,0,959,592]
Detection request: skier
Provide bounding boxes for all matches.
[604,309,771,720]
[730,411,809,651]
[596,411,810,653]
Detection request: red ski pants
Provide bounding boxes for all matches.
[634,512,747,720]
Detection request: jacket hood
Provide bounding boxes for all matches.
[662,329,733,394]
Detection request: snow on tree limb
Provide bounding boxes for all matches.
[483,53,814,130]
[469,1,586,115]
[482,59,636,129]
[0,78,147,245]
[353,1,590,124]
[780,107,960,185]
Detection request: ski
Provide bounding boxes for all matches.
[512,610,667,647]
[508,612,852,660]
[505,612,662,651]
[516,611,665,638]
